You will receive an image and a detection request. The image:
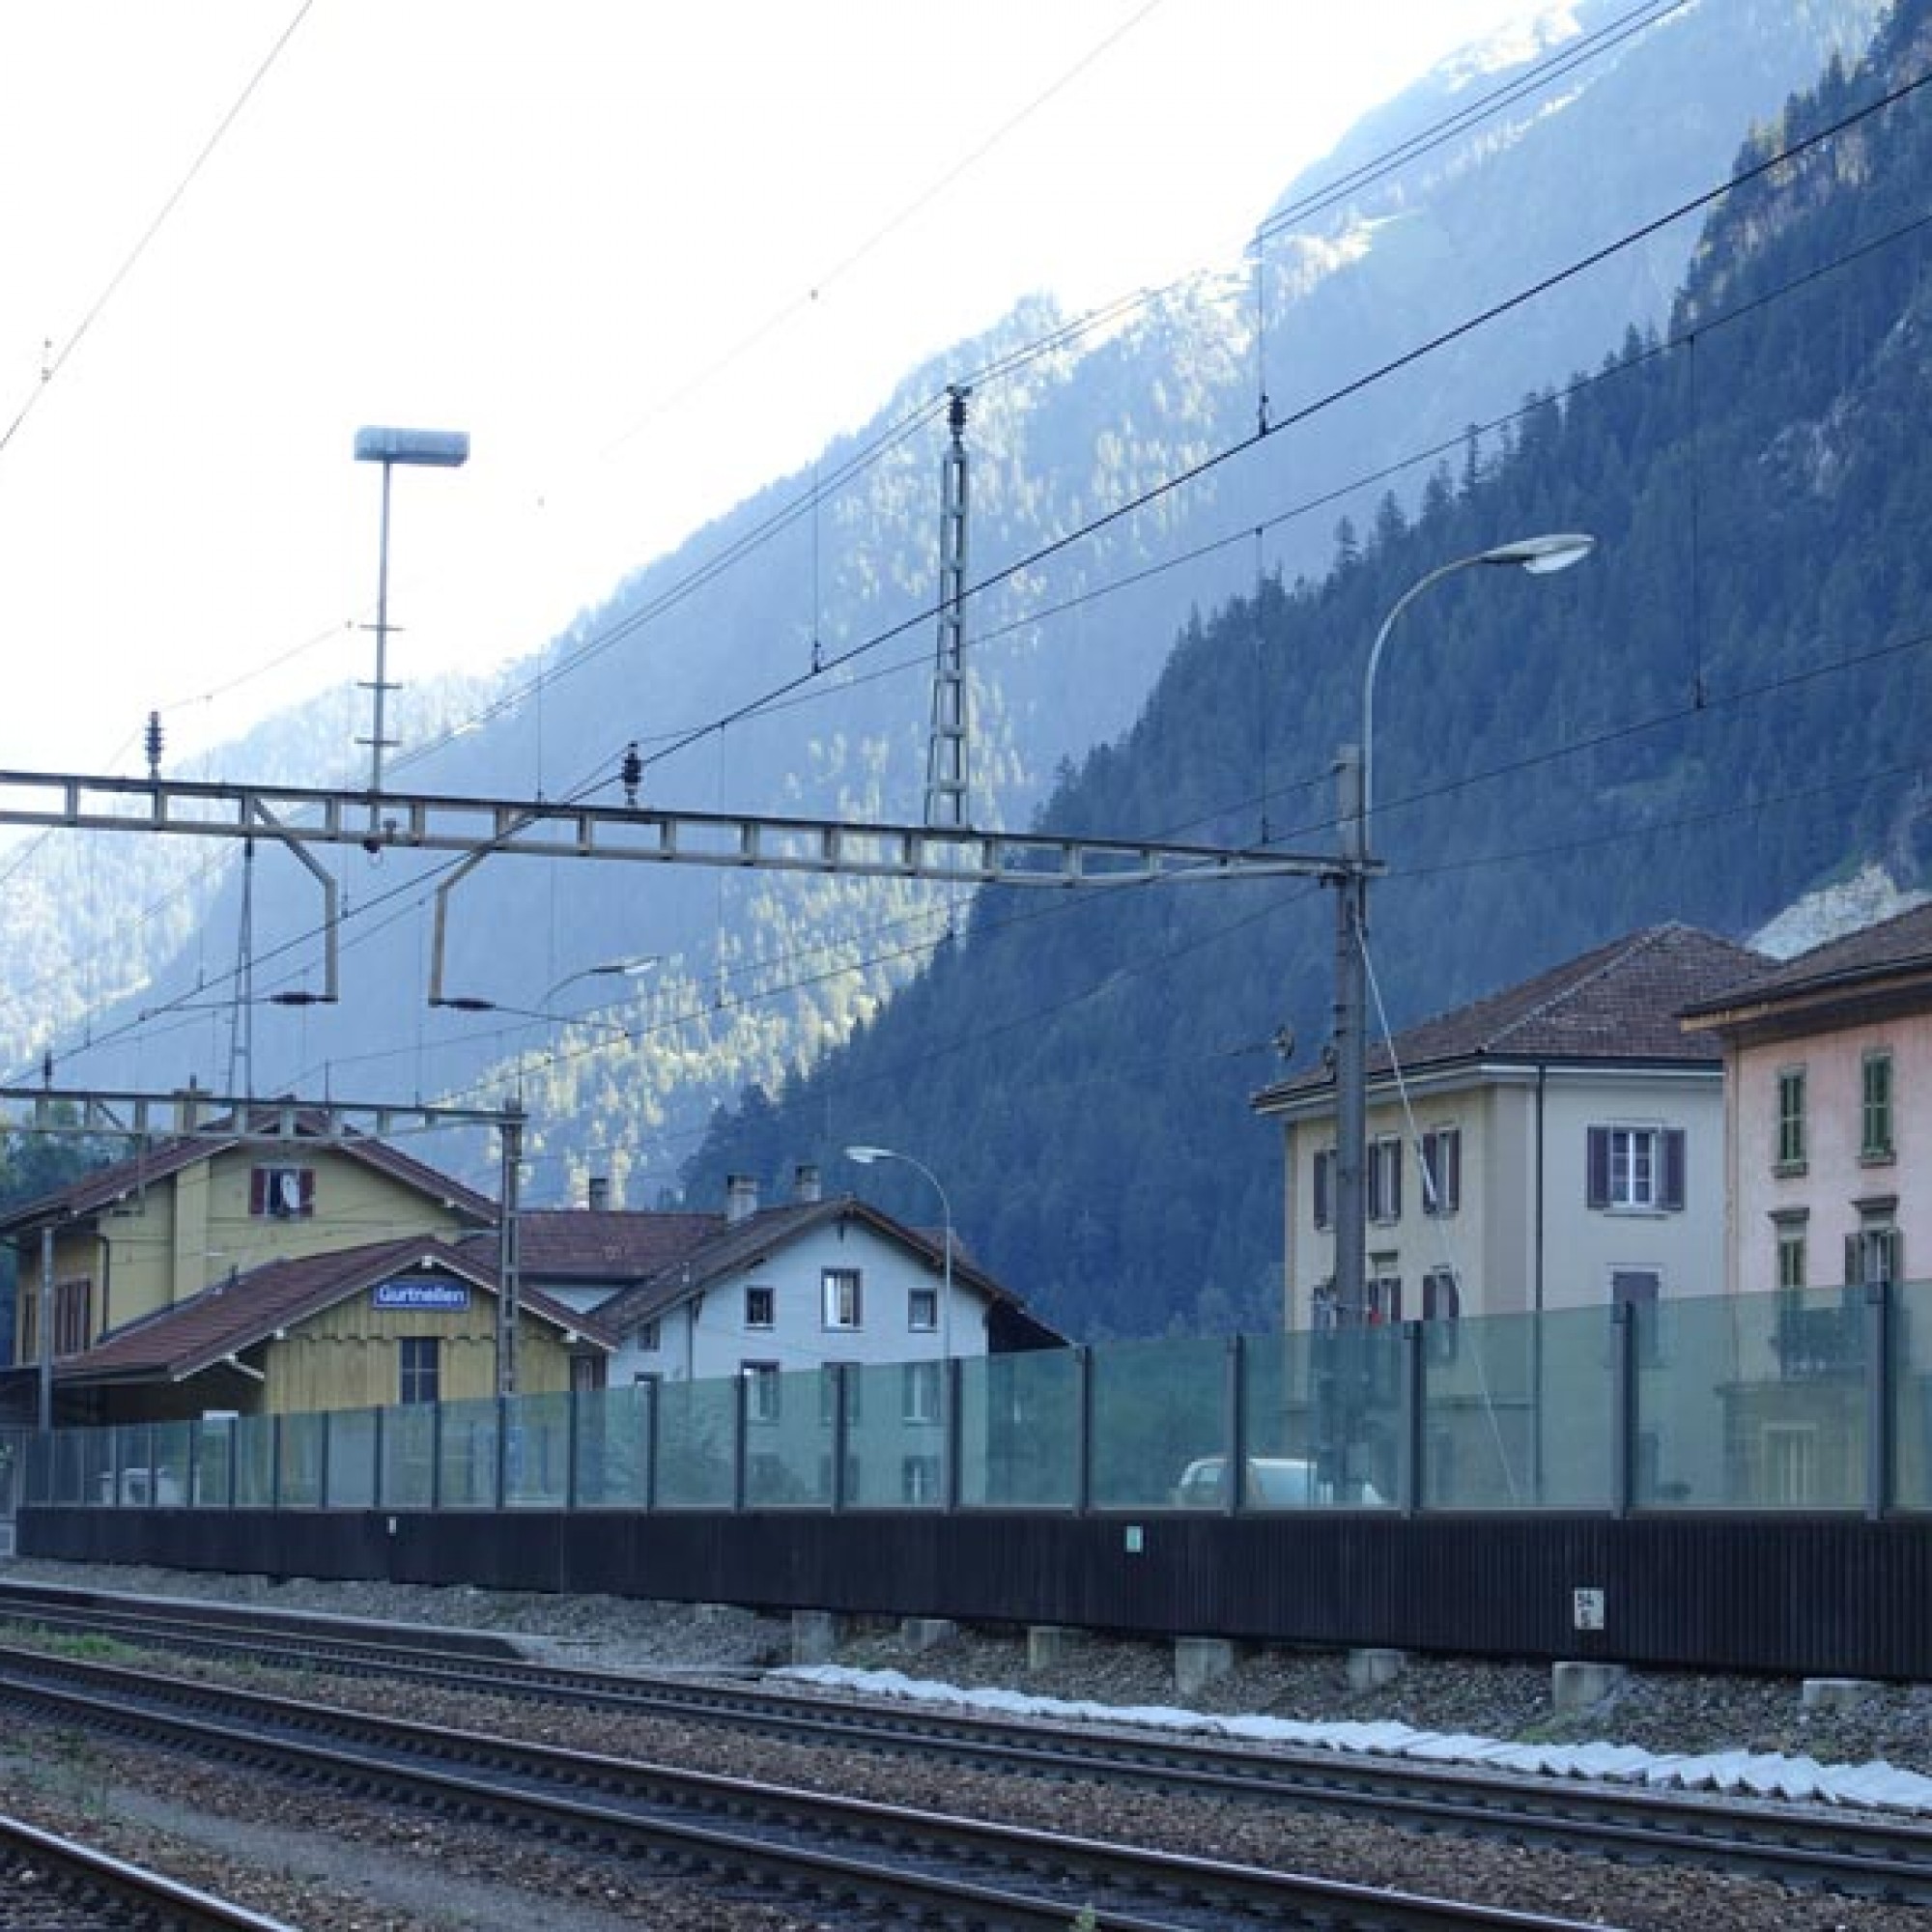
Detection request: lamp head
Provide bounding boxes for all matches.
[1483,532,1595,576]
[844,1145,892,1166]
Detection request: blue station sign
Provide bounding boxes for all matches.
[372,1278,471,1313]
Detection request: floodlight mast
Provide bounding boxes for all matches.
[354,426,469,835]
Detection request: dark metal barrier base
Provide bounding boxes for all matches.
[16,1507,1929,1680]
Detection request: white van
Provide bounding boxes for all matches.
[1171,1455,1385,1509]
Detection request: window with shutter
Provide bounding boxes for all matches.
[1311,1148,1333,1231]
[1420,1128,1461,1216]
[1587,1125,1684,1213]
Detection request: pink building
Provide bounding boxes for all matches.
[1684,901,1932,1296]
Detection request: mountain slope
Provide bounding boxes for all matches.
[681,0,1932,1338]
[0,0,1888,1224]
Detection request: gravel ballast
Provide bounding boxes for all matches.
[2,1556,1930,1929]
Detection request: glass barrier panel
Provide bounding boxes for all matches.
[843,1359,947,1509]
[191,1418,236,1506]
[326,1409,379,1509]
[1635,1288,1865,1509]
[1893,1280,1932,1510]
[744,1366,833,1509]
[277,1411,325,1508]
[574,1383,652,1508]
[383,1404,438,1509]
[439,1396,500,1507]
[0,1426,27,1511]
[1091,1335,1229,1512]
[957,1349,1079,1508]
[1420,1305,1609,1509]
[58,1426,106,1507]
[1237,1329,1391,1509]
[232,1414,276,1507]
[503,1392,570,1508]
[656,1377,736,1508]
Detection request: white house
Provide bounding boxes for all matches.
[1252,924,1769,1331]
[510,1165,1059,1390]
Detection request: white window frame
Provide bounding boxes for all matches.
[744,1284,775,1330]
[742,1360,781,1424]
[907,1286,938,1333]
[821,1267,863,1331]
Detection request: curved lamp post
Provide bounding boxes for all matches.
[843,1143,953,1374]
[1331,533,1595,1323]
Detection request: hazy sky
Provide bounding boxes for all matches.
[0,1,1543,775]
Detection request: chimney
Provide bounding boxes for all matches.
[793,1162,822,1205]
[725,1173,759,1223]
[586,1176,610,1211]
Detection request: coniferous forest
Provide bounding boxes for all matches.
[683,1,1932,1340]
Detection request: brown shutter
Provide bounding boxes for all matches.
[1586,1127,1609,1208]
[1662,1130,1686,1211]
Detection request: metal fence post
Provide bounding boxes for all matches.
[566,1387,582,1512]
[1400,1320,1423,1516]
[270,1414,284,1511]
[1866,1280,1892,1521]
[942,1355,961,1512]
[1224,1335,1245,1516]
[1073,1346,1093,1516]
[731,1372,749,1512]
[495,1395,510,1509]
[1610,1301,1634,1519]
[372,1406,385,1513]
[318,1410,332,1511]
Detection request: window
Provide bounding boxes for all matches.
[570,1355,604,1395]
[1776,1220,1806,1293]
[1367,1136,1403,1223]
[1611,1268,1661,1305]
[744,1284,775,1330]
[1862,1051,1894,1162]
[1419,1128,1461,1216]
[1587,1125,1685,1212]
[902,1359,942,1424]
[821,1267,863,1330]
[1763,1424,1820,1506]
[399,1337,440,1406]
[635,1318,661,1354]
[1366,1261,1402,1325]
[819,1363,861,1427]
[742,1360,781,1424]
[1311,1147,1335,1231]
[1776,1067,1806,1171]
[1846,1220,1901,1288]
[901,1455,943,1503]
[1611,1268,1662,1362]
[52,1278,91,1357]
[908,1286,938,1332]
[1421,1267,1460,1362]
[249,1164,315,1219]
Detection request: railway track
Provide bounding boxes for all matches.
[0,1809,298,1931]
[0,1638,1611,1931]
[2,1578,1928,1909]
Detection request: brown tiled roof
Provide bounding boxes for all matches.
[504,1208,721,1284]
[1681,899,1932,1018]
[1255,923,1768,1110]
[60,1236,610,1387]
[0,1112,497,1238]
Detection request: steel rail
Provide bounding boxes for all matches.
[0,1641,1608,1932]
[1,1587,1925,1904]
[0,1809,298,1931]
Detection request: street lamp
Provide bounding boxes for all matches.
[353,425,469,833]
[844,1144,953,1373]
[1330,533,1594,1321]
[543,956,660,1009]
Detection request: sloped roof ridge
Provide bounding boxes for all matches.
[1482,922,1685,1050]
